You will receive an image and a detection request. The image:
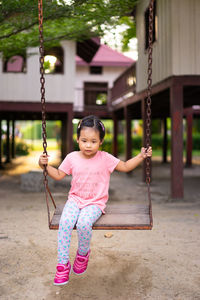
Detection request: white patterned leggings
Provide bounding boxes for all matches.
[58,200,102,264]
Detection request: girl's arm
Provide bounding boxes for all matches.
[38,154,66,180]
[115,147,152,173]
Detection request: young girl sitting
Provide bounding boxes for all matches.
[39,115,152,286]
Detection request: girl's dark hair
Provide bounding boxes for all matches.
[77,115,105,141]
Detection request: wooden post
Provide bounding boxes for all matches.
[5,119,11,163]
[162,118,168,163]
[67,106,73,154]
[124,106,132,161]
[112,112,118,157]
[61,108,73,160]
[186,112,193,167]
[0,119,3,168]
[11,119,15,159]
[61,114,67,160]
[170,83,184,199]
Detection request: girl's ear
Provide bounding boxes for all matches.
[100,139,104,145]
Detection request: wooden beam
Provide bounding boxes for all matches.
[61,109,73,160]
[61,114,67,160]
[0,119,3,168]
[67,107,73,154]
[5,119,11,163]
[0,101,72,113]
[111,75,200,113]
[124,106,132,161]
[112,112,118,157]
[11,120,15,159]
[170,84,184,199]
[186,112,193,167]
[162,118,168,163]
[111,76,173,111]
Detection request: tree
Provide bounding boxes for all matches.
[0,0,137,58]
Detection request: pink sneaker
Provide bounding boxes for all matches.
[54,262,71,285]
[73,250,91,275]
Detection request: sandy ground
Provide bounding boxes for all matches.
[0,152,200,300]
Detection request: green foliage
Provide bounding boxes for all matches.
[22,122,41,139]
[119,16,136,52]
[151,134,163,149]
[3,139,30,156]
[43,59,51,72]
[151,119,162,134]
[193,119,200,133]
[15,141,30,156]
[0,0,137,58]
[73,133,200,154]
[96,93,107,105]
[21,121,61,140]
[193,133,200,150]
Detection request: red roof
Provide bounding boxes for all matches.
[76,44,134,67]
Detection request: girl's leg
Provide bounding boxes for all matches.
[76,205,102,256]
[58,201,80,264]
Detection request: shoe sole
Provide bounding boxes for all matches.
[72,269,87,275]
[53,280,69,286]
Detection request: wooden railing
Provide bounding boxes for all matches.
[110,63,136,107]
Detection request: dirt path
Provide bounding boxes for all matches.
[0,152,200,300]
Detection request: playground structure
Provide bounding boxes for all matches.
[111,0,200,199]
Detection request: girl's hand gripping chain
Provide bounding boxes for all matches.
[141,146,152,159]
[39,153,49,169]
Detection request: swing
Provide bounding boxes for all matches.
[38,0,154,230]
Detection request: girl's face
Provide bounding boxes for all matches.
[77,127,103,159]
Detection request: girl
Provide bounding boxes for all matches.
[39,115,152,286]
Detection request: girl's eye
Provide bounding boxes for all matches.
[92,141,97,143]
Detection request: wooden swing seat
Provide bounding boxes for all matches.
[50,203,152,230]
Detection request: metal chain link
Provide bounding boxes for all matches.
[145,0,154,186]
[38,0,57,227]
[145,0,154,228]
[38,0,48,180]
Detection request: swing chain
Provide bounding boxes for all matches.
[38,0,48,181]
[38,0,55,228]
[146,0,154,185]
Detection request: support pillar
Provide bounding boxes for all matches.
[67,106,73,154]
[112,112,118,157]
[162,118,168,163]
[170,84,184,198]
[61,107,73,160]
[0,119,3,168]
[11,119,15,159]
[186,112,193,167]
[5,119,11,163]
[124,106,132,161]
[61,115,67,160]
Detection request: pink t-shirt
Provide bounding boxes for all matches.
[58,151,120,213]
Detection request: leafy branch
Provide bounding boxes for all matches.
[0,0,137,58]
